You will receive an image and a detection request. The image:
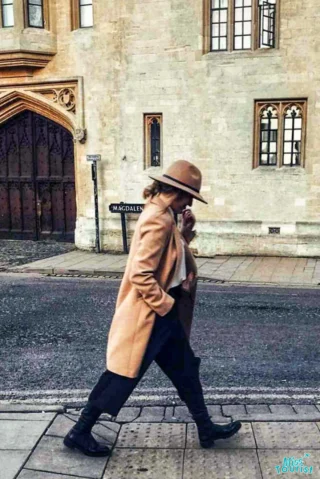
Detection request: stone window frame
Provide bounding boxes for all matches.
[253,99,308,169]
[144,113,163,169]
[71,0,94,30]
[23,0,49,29]
[203,0,280,54]
[0,0,14,28]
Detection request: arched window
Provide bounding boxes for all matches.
[144,114,162,168]
[1,0,14,27]
[254,100,307,168]
[283,105,303,167]
[259,105,278,166]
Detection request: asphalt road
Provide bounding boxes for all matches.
[0,274,319,401]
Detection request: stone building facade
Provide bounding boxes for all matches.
[0,0,319,256]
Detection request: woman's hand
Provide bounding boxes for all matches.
[182,209,196,231]
[181,272,197,293]
[181,209,196,244]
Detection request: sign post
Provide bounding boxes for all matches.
[109,203,144,253]
[87,155,101,253]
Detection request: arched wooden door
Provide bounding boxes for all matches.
[0,111,76,242]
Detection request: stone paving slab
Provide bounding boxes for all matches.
[183,449,262,479]
[293,404,319,414]
[103,448,184,479]
[46,414,119,448]
[116,423,186,449]
[252,422,320,449]
[269,405,295,415]
[0,450,30,479]
[0,419,52,450]
[222,404,247,417]
[114,407,141,423]
[246,405,270,415]
[258,450,319,478]
[186,422,255,449]
[0,404,64,413]
[0,412,57,421]
[25,436,108,479]
[18,471,86,479]
[163,405,229,423]
[133,406,165,422]
[227,413,320,422]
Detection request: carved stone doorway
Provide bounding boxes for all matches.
[0,110,76,242]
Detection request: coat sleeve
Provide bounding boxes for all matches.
[129,213,175,317]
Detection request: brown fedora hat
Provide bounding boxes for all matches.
[149,160,208,204]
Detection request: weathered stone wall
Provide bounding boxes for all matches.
[1,0,320,256]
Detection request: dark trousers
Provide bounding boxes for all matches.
[88,286,206,418]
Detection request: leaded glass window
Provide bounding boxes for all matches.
[259,106,278,166]
[234,0,252,50]
[1,0,14,27]
[144,114,162,168]
[254,100,307,169]
[80,0,93,28]
[211,0,228,51]
[283,105,302,167]
[27,0,44,28]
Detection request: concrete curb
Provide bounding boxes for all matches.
[6,266,320,288]
[1,405,320,423]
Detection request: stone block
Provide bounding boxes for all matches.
[186,422,255,449]
[293,405,319,415]
[0,413,57,421]
[103,448,184,479]
[269,405,296,415]
[0,420,50,450]
[184,449,262,479]
[116,423,186,449]
[25,436,108,479]
[134,406,165,422]
[222,405,246,417]
[0,405,63,413]
[47,414,119,447]
[246,405,271,415]
[18,471,82,479]
[115,407,141,423]
[252,422,320,449]
[0,450,30,479]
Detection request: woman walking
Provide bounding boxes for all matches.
[64,160,241,456]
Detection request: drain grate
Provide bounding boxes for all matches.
[44,272,223,283]
[44,273,123,279]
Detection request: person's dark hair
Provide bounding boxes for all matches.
[143,180,185,200]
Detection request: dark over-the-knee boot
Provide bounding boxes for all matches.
[63,403,111,457]
[177,357,242,448]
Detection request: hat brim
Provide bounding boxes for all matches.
[149,175,208,204]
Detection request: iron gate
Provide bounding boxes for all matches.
[0,111,76,241]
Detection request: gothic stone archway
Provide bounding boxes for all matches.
[0,110,76,241]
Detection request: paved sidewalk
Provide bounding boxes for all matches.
[9,251,320,286]
[1,404,319,479]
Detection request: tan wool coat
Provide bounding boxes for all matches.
[106,193,198,378]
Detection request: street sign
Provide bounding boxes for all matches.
[86,154,101,162]
[109,203,144,214]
